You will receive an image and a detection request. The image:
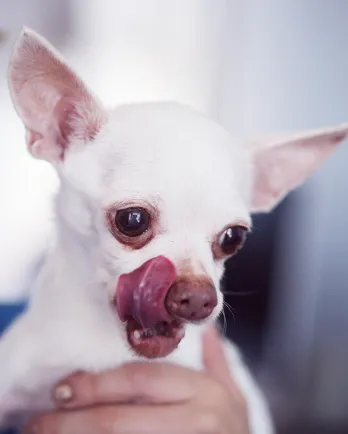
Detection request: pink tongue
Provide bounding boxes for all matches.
[115,256,176,328]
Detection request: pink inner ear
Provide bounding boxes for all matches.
[8,28,106,161]
[54,98,102,146]
[250,129,348,213]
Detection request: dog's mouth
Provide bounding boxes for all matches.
[115,256,186,359]
[126,317,185,359]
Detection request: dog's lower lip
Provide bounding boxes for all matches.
[126,317,185,359]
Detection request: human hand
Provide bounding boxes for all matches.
[23,326,249,434]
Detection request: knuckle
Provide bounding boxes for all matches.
[84,373,99,397]
[65,371,97,402]
[209,380,230,405]
[71,371,102,403]
[121,363,149,395]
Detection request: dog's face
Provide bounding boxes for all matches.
[87,103,252,358]
[8,28,348,359]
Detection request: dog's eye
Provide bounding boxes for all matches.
[219,226,248,256]
[115,208,150,237]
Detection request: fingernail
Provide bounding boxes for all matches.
[54,383,74,403]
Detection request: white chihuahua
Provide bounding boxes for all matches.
[0,27,347,433]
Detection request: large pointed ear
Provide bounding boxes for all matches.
[8,27,106,162]
[248,124,348,213]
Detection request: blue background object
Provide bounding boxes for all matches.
[0,303,27,434]
[0,304,26,334]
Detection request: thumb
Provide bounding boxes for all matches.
[202,324,232,385]
[203,324,250,407]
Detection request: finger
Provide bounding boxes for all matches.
[202,324,234,384]
[52,363,197,408]
[203,325,249,407]
[23,404,213,434]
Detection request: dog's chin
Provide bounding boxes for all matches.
[125,317,185,359]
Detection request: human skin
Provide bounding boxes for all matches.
[23,326,249,434]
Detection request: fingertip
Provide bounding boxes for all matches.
[202,323,231,379]
[52,371,86,407]
[203,323,221,340]
[203,323,223,356]
[53,382,74,405]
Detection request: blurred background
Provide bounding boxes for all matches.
[0,1,348,433]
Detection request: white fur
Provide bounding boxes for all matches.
[1,27,347,433]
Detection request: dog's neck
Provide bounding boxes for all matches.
[57,221,97,279]
[31,198,105,310]
[55,183,100,274]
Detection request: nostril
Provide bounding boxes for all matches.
[165,280,217,321]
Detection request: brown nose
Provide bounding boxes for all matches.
[165,278,218,321]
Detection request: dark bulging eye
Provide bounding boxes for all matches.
[219,226,248,256]
[115,208,150,237]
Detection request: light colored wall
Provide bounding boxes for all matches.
[218,0,348,424]
[0,0,231,299]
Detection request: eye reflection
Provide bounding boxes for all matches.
[219,225,248,256]
[115,208,150,237]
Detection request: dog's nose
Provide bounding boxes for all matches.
[165,279,217,321]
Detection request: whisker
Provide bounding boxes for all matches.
[218,308,227,336]
[223,300,236,324]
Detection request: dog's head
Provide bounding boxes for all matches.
[8,28,348,359]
